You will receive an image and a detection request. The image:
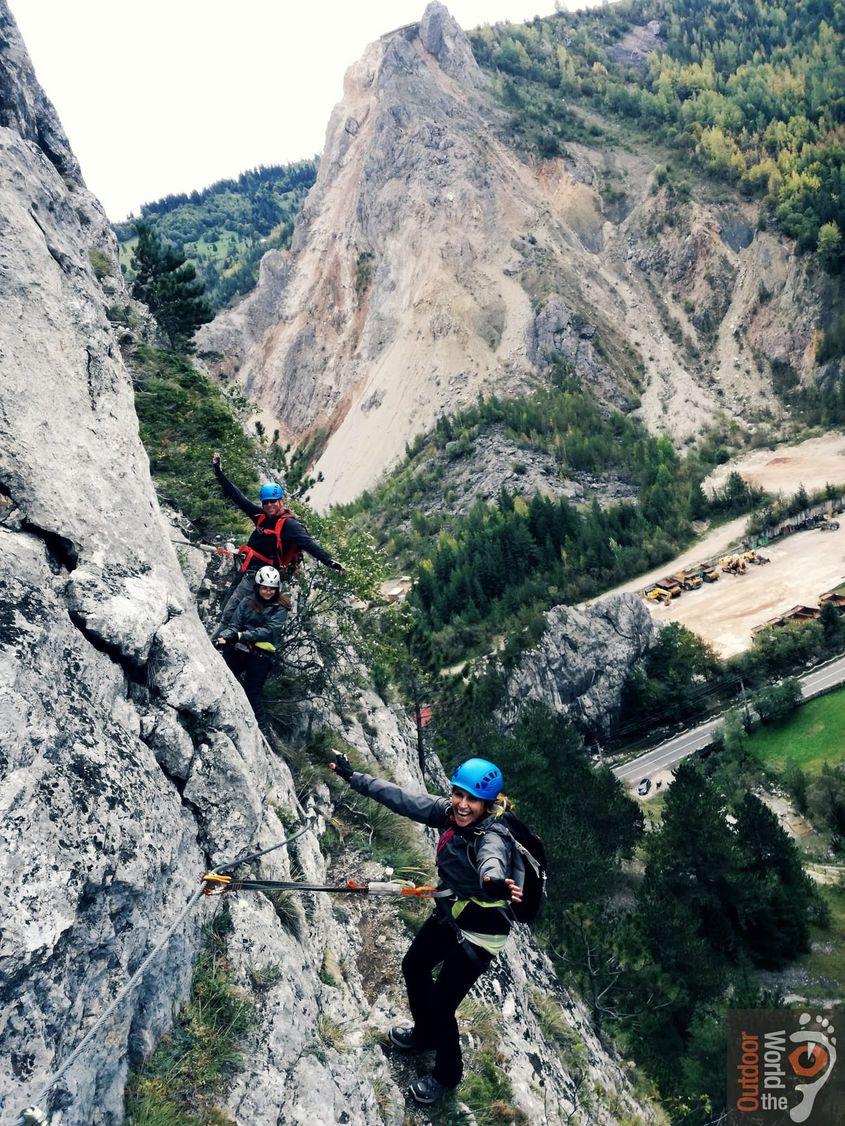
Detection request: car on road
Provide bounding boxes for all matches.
[637,778,652,796]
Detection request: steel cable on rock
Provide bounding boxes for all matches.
[15,822,312,1126]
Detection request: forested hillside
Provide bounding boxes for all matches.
[471,0,845,278]
[341,384,760,666]
[114,161,316,310]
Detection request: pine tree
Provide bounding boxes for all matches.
[131,222,213,351]
[733,793,814,967]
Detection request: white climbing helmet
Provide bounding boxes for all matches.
[254,566,281,589]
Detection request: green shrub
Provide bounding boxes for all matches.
[89,247,113,279]
[355,252,375,300]
[125,909,253,1124]
[130,343,259,536]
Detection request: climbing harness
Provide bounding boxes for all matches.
[237,512,303,576]
[201,874,438,898]
[14,821,312,1126]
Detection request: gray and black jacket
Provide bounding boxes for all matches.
[348,772,522,951]
[219,593,288,652]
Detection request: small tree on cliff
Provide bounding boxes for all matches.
[131,222,212,351]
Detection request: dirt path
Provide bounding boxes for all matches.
[705,433,845,498]
[585,514,750,605]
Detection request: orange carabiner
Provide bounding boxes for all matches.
[201,873,233,896]
[400,885,437,897]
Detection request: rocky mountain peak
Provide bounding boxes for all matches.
[199,5,828,510]
[419,1,480,83]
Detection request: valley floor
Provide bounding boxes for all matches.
[591,434,845,656]
[646,519,845,657]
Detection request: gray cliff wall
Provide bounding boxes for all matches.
[0,5,297,1121]
[501,595,657,737]
[0,7,662,1122]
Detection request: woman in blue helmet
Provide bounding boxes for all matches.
[329,753,523,1106]
[211,451,343,630]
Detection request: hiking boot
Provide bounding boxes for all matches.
[389,1025,421,1051]
[409,1075,452,1104]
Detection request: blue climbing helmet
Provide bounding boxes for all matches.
[450,758,503,801]
[259,482,285,502]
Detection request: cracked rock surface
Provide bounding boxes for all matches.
[0,5,294,1120]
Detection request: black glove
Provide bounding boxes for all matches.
[329,560,344,573]
[482,877,511,900]
[330,753,354,782]
[215,630,237,646]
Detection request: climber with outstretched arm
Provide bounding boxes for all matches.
[329,754,523,1106]
[212,450,343,626]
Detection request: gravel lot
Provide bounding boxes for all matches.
[593,435,845,655]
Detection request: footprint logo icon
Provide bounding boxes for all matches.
[788,1013,836,1123]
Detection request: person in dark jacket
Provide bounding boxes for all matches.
[215,566,289,731]
[212,451,343,627]
[329,754,523,1106]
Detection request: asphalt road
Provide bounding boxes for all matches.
[612,653,845,786]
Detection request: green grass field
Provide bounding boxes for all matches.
[802,881,845,1003]
[744,687,845,776]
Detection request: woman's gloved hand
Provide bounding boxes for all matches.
[329,753,354,782]
[483,877,523,904]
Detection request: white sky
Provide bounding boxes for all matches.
[9,1,590,221]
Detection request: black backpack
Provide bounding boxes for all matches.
[474,811,548,925]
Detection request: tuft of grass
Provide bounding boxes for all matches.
[247,962,283,993]
[460,1049,528,1125]
[267,891,304,941]
[530,988,582,1058]
[273,805,298,831]
[317,1013,347,1052]
[89,247,113,279]
[457,998,500,1049]
[125,908,252,1124]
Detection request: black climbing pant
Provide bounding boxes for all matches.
[402,914,493,1089]
[222,646,272,729]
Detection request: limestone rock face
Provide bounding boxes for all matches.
[0,8,660,1123]
[0,5,295,1120]
[501,595,657,736]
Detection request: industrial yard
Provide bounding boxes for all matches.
[594,435,845,656]
[643,519,845,656]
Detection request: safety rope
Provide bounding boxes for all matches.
[201,874,437,897]
[15,821,311,1126]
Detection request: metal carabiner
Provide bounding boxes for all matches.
[201,873,233,896]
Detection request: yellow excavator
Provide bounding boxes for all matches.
[645,586,672,605]
[719,553,747,575]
